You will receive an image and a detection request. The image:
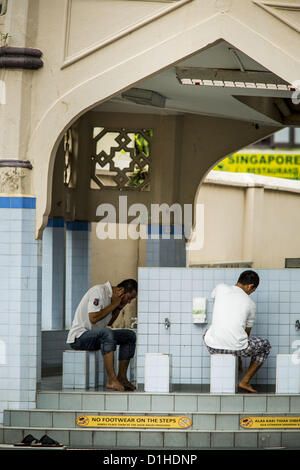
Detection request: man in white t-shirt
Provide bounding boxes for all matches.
[67,279,137,392]
[204,270,271,393]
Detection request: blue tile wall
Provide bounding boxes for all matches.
[0,197,41,424]
[42,219,65,330]
[0,196,36,209]
[146,226,186,268]
[137,268,300,386]
[65,223,92,329]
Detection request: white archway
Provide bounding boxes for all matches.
[28,13,300,237]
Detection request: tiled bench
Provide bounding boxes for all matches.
[63,350,101,389]
[276,354,300,394]
[210,354,237,394]
[63,348,135,390]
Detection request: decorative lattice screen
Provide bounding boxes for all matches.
[90,127,152,191]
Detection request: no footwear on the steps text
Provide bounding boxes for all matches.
[76,415,192,429]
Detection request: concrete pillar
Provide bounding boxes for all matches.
[65,221,91,329]
[0,196,41,424]
[242,186,265,267]
[41,218,65,330]
[146,225,186,267]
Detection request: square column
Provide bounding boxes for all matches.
[41,218,65,330]
[0,196,41,424]
[65,221,91,329]
[146,225,186,267]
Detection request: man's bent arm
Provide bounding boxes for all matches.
[89,302,120,325]
[107,306,122,327]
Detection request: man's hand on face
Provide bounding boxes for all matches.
[112,287,125,306]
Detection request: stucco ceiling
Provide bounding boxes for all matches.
[92,39,293,127]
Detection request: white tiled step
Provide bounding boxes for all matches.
[1,426,299,449]
[3,409,300,431]
[36,391,300,413]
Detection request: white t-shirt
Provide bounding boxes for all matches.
[204,283,256,351]
[67,281,113,343]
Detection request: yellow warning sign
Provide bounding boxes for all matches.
[76,415,192,429]
[241,416,300,429]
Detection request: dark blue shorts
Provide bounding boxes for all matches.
[70,327,136,360]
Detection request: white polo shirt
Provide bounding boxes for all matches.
[204,283,256,351]
[67,281,113,344]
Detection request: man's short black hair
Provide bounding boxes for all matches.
[237,270,260,288]
[117,279,138,293]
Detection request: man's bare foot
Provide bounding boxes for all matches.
[238,381,257,393]
[117,376,136,391]
[106,378,125,392]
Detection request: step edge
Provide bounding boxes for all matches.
[5,409,299,415]
[1,425,293,433]
[37,391,297,397]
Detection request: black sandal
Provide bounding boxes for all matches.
[14,434,39,446]
[31,434,63,447]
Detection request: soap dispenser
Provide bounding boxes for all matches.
[193,297,207,323]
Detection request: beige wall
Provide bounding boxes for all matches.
[260,190,300,268]
[189,183,245,265]
[91,223,144,327]
[189,176,300,269]
[91,224,141,286]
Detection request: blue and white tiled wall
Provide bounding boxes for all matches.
[0,197,41,423]
[137,267,300,387]
[0,206,92,423]
[146,225,186,267]
[42,218,64,330]
[65,221,91,329]
[41,219,91,331]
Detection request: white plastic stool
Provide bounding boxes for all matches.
[210,354,237,394]
[63,350,99,389]
[144,353,171,393]
[276,354,300,394]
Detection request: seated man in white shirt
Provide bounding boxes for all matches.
[203,270,271,393]
[67,279,137,392]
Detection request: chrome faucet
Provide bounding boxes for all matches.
[164,318,171,329]
[295,320,300,331]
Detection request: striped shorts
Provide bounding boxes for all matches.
[203,334,271,365]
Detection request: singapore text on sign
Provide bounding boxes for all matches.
[76,415,192,429]
[214,153,300,180]
[240,416,300,429]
